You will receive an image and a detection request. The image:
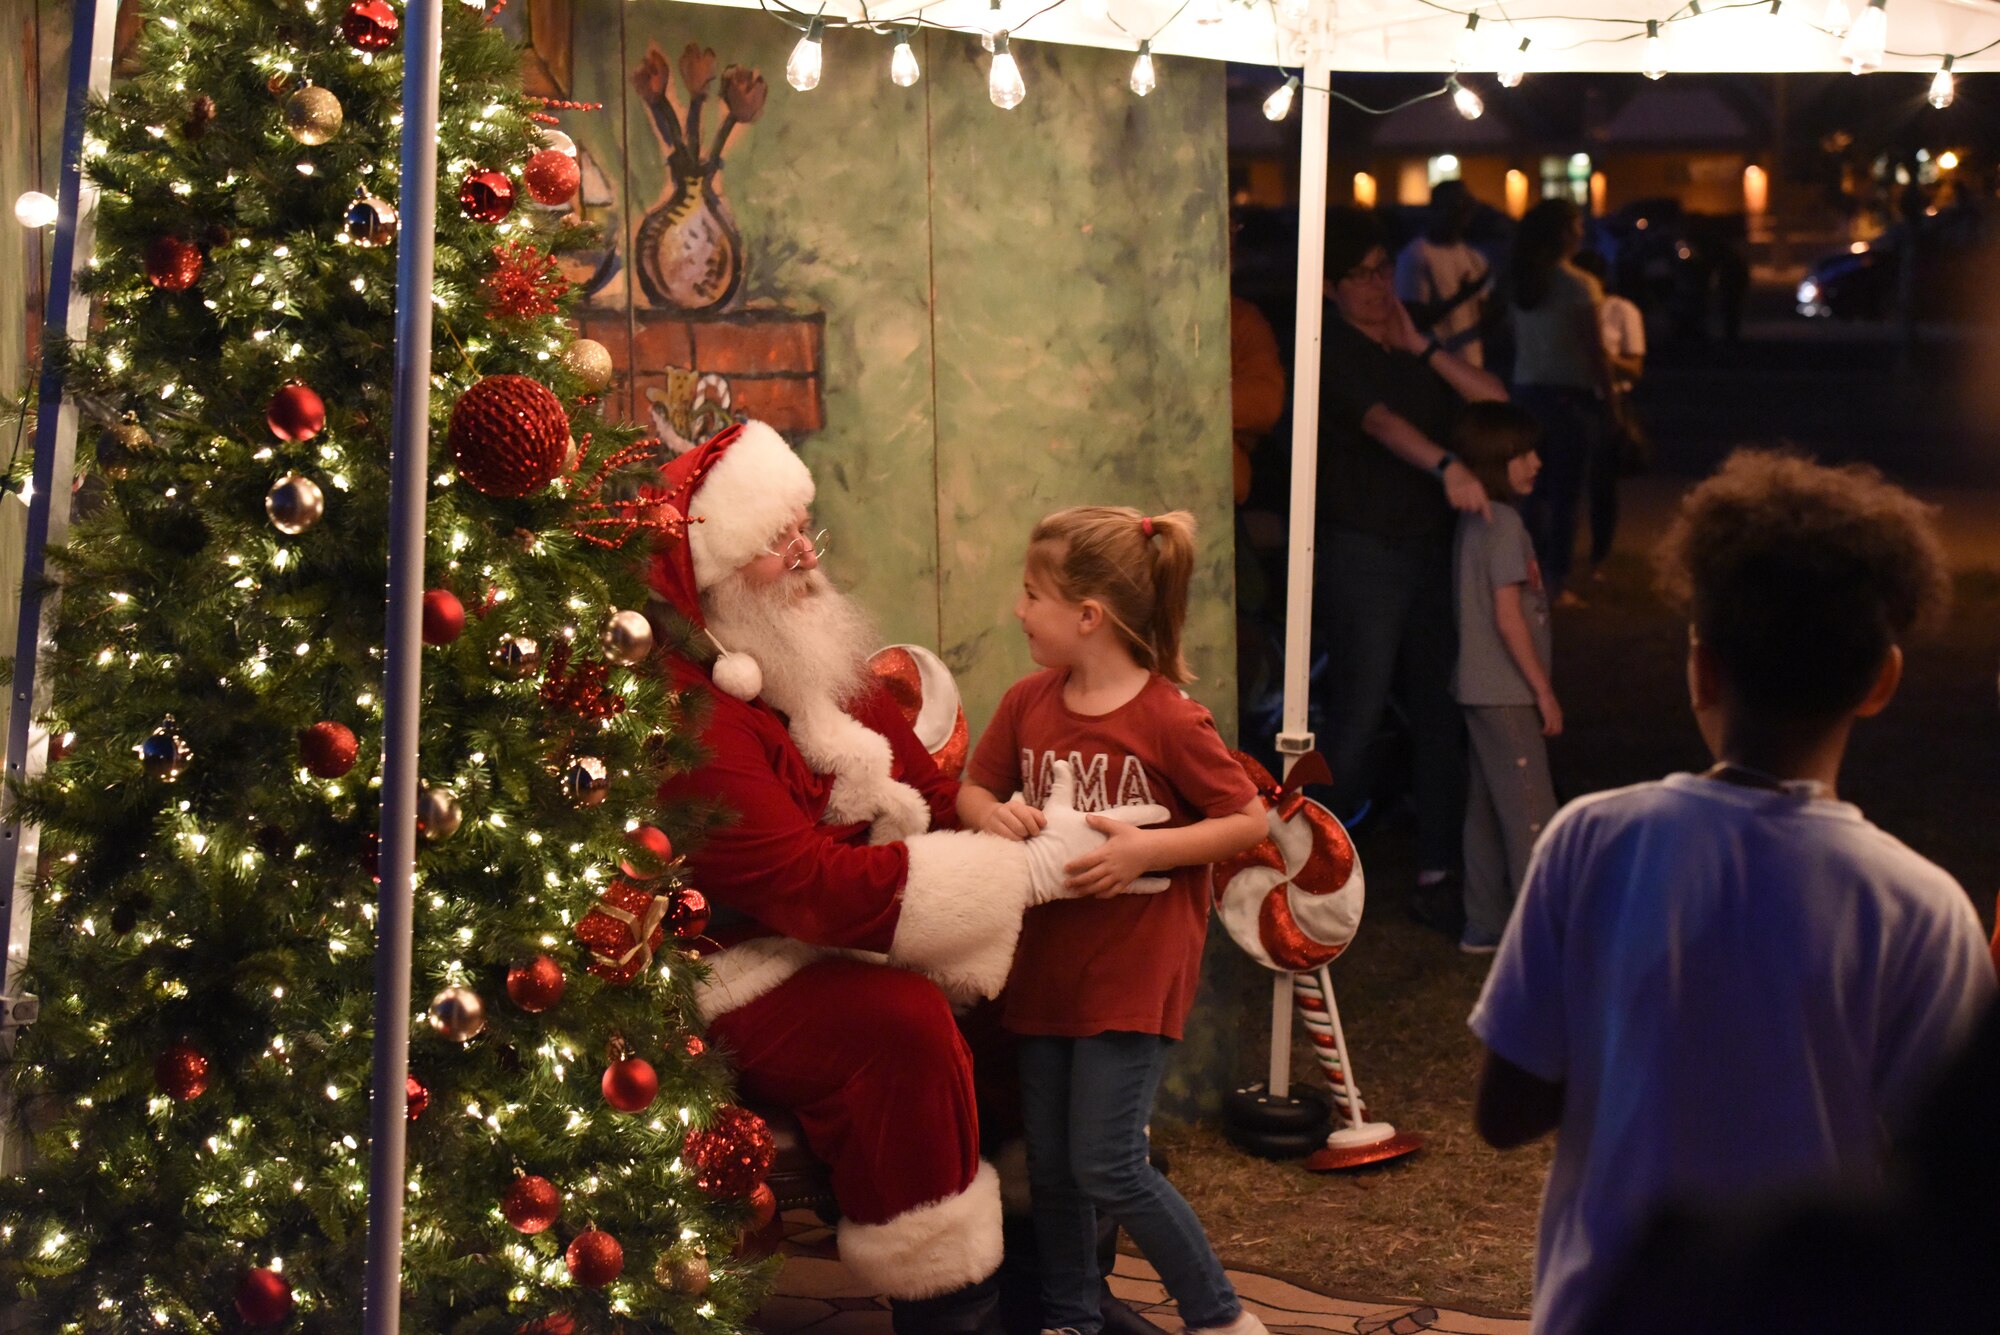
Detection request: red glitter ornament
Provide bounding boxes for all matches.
[502,1174,562,1234]
[448,374,570,498]
[406,1073,430,1120]
[235,1267,293,1326]
[619,825,674,879]
[538,640,627,722]
[684,1033,707,1059]
[566,1229,624,1287]
[747,1180,778,1231]
[667,886,710,940]
[155,1042,210,1101]
[341,0,399,50]
[422,588,466,645]
[300,721,359,779]
[601,1055,659,1113]
[144,236,203,292]
[522,149,581,206]
[506,954,566,1013]
[459,169,517,223]
[683,1105,776,1198]
[267,383,326,442]
[482,240,569,320]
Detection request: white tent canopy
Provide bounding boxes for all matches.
[684,0,2000,74]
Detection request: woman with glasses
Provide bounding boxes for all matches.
[1312,205,1509,941]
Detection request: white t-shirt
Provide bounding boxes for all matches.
[1395,237,1489,366]
[1598,294,1644,393]
[1469,774,1995,1335]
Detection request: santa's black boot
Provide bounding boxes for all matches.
[891,1275,1007,1335]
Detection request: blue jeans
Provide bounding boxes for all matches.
[1019,1034,1240,1334]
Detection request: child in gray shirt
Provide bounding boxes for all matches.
[1449,402,1561,953]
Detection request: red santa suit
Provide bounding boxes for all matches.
[645,423,1041,1303]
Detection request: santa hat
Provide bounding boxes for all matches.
[647,420,815,700]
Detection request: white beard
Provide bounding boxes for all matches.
[702,569,932,844]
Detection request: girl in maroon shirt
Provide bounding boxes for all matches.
[959,506,1268,1335]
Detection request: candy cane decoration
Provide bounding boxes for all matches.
[1292,967,1366,1124]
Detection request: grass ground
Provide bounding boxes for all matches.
[1157,481,2000,1316]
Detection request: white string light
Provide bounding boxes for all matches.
[1928,55,1955,108]
[989,32,1026,110]
[1262,75,1299,122]
[1822,0,1853,38]
[13,191,56,229]
[1498,38,1530,88]
[1130,40,1156,97]
[1643,20,1667,80]
[1841,0,1888,74]
[1449,76,1484,120]
[1453,12,1482,69]
[785,17,825,92]
[890,30,921,87]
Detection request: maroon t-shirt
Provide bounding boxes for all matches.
[968,670,1257,1039]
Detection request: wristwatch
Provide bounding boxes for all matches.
[1434,451,1457,477]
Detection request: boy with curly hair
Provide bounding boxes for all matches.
[1467,450,1996,1335]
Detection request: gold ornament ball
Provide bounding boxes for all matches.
[655,1244,710,1295]
[600,609,654,667]
[562,755,610,807]
[418,786,463,840]
[96,418,153,478]
[283,84,344,146]
[265,473,326,535]
[559,339,615,394]
[490,634,543,680]
[427,985,487,1042]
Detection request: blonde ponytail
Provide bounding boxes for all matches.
[1027,506,1199,684]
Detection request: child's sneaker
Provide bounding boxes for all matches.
[1185,1310,1269,1335]
[1458,932,1501,957]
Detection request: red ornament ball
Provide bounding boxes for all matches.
[522,149,581,207]
[448,374,570,498]
[341,0,399,50]
[619,825,674,879]
[601,1056,659,1113]
[667,887,711,940]
[235,1267,293,1326]
[683,1104,776,1197]
[747,1180,778,1231]
[566,1229,624,1287]
[266,383,326,442]
[144,236,203,292]
[519,1318,577,1335]
[501,1174,562,1234]
[155,1042,210,1102]
[506,955,567,1013]
[406,1073,430,1121]
[300,721,359,779]
[421,588,466,646]
[683,1033,707,1059]
[459,169,517,224]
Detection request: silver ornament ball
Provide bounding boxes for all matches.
[600,609,654,666]
[137,722,194,782]
[490,634,542,680]
[559,339,615,395]
[562,754,610,807]
[265,472,326,535]
[344,191,399,248]
[418,786,463,840]
[541,128,577,157]
[427,985,487,1042]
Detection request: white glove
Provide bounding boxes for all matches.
[1022,759,1173,905]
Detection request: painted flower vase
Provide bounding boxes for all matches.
[636,171,743,313]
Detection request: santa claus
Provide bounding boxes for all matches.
[647,422,1168,1335]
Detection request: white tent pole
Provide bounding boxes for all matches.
[1268,55,1333,1102]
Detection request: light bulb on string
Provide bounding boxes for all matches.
[989,32,1026,110]
[1822,0,1851,37]
[1643,21,1667,80]
[1130,41,1156,97]
[786,17,825,92]
[1928,56,1955,109]
[1498,38,1530,89]
[1450,76,1484,121]
[981,0,1007,51]
[14,191,57,229]
[1263,75,1299,122]
[1840,0,1887,75]
[891,30,921,87]
[1453,13,1481,69]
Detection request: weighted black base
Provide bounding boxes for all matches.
[1222,1083,1332,1160]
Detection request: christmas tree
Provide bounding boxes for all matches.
[0,1,772,1329]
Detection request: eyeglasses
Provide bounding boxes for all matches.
[763,526,830,571]
[1340,261,1394,285]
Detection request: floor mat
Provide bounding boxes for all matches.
[755,1214,1528,1335]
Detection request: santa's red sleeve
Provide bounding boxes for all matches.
[663,687,1028,1005]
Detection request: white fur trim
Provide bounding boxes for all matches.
[787,701,933,845]
[891,832,1030,1006]
[692,936,831,1023]
[711,649,763,702]
[688,421,814,590]
[838,1161,1003,1300]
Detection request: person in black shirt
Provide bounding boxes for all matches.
[1312,207,1508,932]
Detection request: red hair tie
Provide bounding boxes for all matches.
[1139,516,1156,538]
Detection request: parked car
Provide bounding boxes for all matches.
[1795,209,2000,323]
